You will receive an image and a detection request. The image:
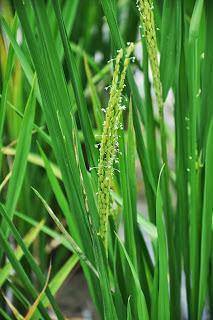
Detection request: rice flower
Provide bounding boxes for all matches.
[137,0,163,113]
[98,43,134,249]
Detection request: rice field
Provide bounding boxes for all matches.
[0,0,212,319]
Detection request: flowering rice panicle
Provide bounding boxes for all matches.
[98,43,134,249]
[137,0,163,113]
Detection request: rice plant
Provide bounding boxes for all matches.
[0,0,212,319]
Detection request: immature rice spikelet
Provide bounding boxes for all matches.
[137,0,163,112]
[98,43,134,249]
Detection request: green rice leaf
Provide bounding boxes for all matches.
[156,165,170,320]
[198,121,213,318]
[0,76,36,250]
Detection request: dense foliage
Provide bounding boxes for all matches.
[0,0,212,319]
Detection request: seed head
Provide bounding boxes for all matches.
[98,43,134,249]
[137,0,163,112]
